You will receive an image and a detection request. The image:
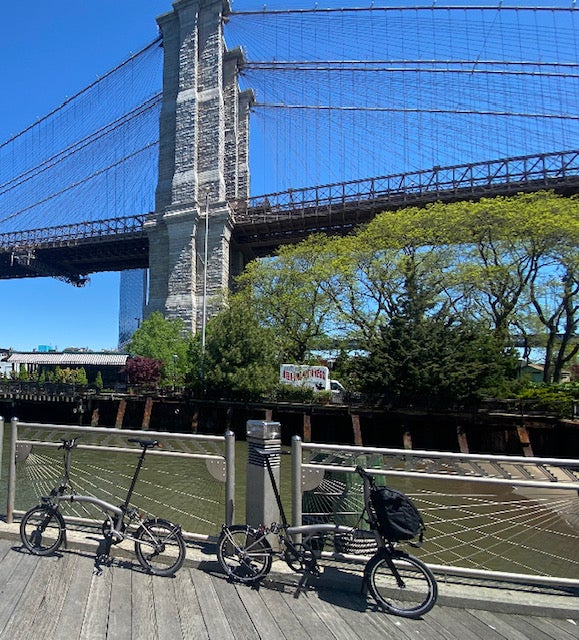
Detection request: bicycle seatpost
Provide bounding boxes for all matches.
[122,441,154,511]
[261,451,289,527]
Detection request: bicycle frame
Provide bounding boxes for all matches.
[21,436,187,577]
[217,452,438,617]
[259,451,380,568]
[44,438,161,545]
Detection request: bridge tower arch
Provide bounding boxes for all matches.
[145,0,252,332]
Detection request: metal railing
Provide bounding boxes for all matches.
[1,150,577,251]
[0,215,148,251]
[1,418,235,541]
[291,437,579,588]
[236,149,579,222]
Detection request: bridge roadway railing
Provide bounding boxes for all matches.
[1,418,235,542]
[291,437,579,589]
[1,150,578,252]
[0,215,147,250]
[236,149,579,222]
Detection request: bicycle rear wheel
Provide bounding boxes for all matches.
[217,524,272,584]
[20,505,65,555]
[365,550,437,619]
[134,518,186,577]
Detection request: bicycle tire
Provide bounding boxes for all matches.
[134,518,186,577]
[365,550,438,619]
[217,524,273,584]
[20,505,66,555]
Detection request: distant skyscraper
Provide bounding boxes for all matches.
[119,269,147,349]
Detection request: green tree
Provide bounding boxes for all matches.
[94,371,104,391]
[54,367,87,385]
[128,312,191,385]
[360,313,518,405]
[236,236,336,361]
[18,364,29,381]
[189,295,279,399]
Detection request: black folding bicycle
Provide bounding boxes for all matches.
[217,449,438,618]
[20,436,186,577]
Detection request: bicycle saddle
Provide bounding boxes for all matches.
[128,438,160,448]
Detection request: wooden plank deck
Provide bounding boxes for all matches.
[0,537,577,640]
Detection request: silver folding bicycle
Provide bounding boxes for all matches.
[19,435,186,577]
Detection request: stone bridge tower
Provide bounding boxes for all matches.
[145,0,253,332]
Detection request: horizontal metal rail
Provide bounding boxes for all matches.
[2,418,235,540]
[293,436,579,588]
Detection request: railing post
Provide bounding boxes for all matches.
[225,430,235,526]
[7,417,18,524]
[291,435,302,529]
[245,420,281,528]
[0,417,4,487]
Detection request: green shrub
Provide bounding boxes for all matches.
[515,383,576,417]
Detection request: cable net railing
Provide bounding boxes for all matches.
[298,442,579,586]
[7,423,233,540]
[0,40,163,236]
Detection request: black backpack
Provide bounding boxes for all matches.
[370,485,425,543]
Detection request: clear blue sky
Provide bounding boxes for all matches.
[0,1,171,352]
[0,0,571,353]
[0,0,352,353]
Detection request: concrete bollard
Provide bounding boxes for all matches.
[245,420,281,528]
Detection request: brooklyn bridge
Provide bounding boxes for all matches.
[0,0,577,343]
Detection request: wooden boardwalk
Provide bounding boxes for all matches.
[0,536,577,640]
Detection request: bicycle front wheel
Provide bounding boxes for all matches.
[20,505,66,555]
[134,518,186,577]
[217,524,272,584]
[365,550,438,619]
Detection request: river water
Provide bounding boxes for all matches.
[1,429,577,581]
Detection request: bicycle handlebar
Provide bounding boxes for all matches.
[128,438,160,449]
[355,465,377,486]
[59,436,81,450]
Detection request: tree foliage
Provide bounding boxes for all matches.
[128,312,192,385]
[53,367,88,385]
[236,236,337,361]
[123,356,163,386]
[359,315,519,405]
[189,296,279,399]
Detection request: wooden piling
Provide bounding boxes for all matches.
[517,425,534,457]
[115,399,126,429]
[142,397,153,430]
[457,426,470,454]
[351,414,363,446]
[303,413,311,443]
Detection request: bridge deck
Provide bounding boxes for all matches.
[0,527,577,640]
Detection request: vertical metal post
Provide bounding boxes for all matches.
[7,417,18,524]
[291,435,302,529]
[0,417,4,486]
[225,430,235,526]
[201,191,209,357]
[245,420,281,528]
